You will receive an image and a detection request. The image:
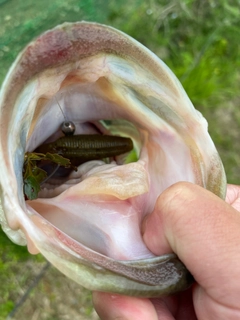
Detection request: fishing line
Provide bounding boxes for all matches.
[54,94,76,136]
[36,95,76,183]
[55,94,67,121]
[40,163,60,185]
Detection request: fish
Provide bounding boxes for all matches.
[0,22,226,297]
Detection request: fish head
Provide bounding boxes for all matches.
[0,22,226,297]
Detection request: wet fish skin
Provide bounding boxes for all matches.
[0,22,226,297]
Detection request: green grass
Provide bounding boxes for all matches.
[0,0,240,317]
[0,231,44,318]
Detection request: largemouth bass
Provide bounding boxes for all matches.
[0,22,226,297]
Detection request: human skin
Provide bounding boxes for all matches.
[92,182,240,320]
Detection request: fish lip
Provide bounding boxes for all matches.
[0,21,226,296]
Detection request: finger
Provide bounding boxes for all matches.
[226,184,240,210]
[143,182,240,319]
[92,292,175,320]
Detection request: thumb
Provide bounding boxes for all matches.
[143,182,240,317]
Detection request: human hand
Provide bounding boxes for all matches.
[93,182,240,320]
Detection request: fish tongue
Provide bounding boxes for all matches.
[28,161,154,260]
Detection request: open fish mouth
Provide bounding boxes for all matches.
[0,22,226,297]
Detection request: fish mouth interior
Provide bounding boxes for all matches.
[27,77,146,198]
[26,77,154,260]
[25,69,194,261]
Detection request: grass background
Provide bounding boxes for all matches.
[0,0,239,319]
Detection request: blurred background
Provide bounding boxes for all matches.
[0,0,239,319]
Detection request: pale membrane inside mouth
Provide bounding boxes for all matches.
[25,54,197,260]
[28,158,152,260]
